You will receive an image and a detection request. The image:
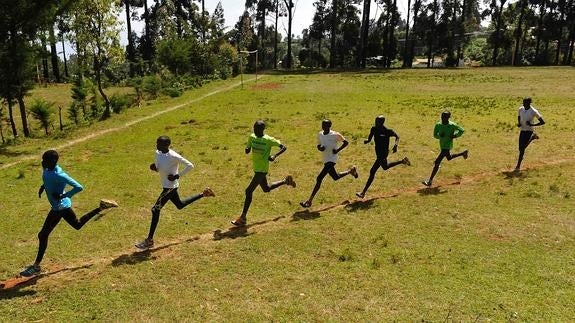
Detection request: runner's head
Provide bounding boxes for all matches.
[42,150,59,170]
[375,115,385,128]
[254,120,265,137]
[321,119,332,133]
[523,97,532,109]
[156,135,171,153]
[441,110,451,124]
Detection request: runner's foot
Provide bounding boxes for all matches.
[462,150,469,160]
[135,238,154,250]
[422,180,432,187]
[202,187,215,197]
[531,133,539,140]
[299,200,311,208]
[99,199,119,210]
[231,216,247,227]
[356,192,365,199]
[403,157,411,166]
[20,265,41,277]
[285,175,296,188]
[349,166,358,179]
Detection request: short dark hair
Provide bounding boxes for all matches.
[157,135,171,145]
[254,120,266,130]
[321,119,332,127]
[523,97,532,104]
[441,110,451,118]
[42,150,59,163]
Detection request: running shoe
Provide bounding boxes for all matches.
[20,265,41,277]
[100,199,119,210]
[203,187,215,197]
[349,166,358,178]
[285,175,296,188]
[135,238,154,250]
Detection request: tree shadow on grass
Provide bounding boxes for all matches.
[111,237,200,267]
[213,216,285,240]
[0,264,93,298]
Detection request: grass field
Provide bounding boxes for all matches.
[1,67,574,321]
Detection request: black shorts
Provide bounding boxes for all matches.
[519,131,533,150]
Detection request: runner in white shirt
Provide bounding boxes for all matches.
[300,119,358,208]
[135,136,215,250]
[515,97,545,171]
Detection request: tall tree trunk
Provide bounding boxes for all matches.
[409,0,421,67]
[94,55,111,119]
[535,0,547,64]
[285,0,293,69]
[41,35,49,82]
[554,0,566,65]
[359,0,371,68]
[16,94,30,137]
[491,0,507,66]
[143,0,152,61]
[457,0,467,66]
[7,98,17,138]
[202,0,206,42]
[260,6,266,68]
[49,26,61,82]
[513,0,527,66]
[61,34,69,78]
[125,1,135,76]
[427,0,438,67]
[403,0,412,67]
[562,0,574,64]
[274,0,279,69]
[330,0,337,68]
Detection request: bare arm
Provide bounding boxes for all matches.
[269,145,287,161]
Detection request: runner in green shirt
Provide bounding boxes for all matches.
[232,120,296,226]
[422,111,468,187]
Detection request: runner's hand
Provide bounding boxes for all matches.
[167,174,179,181]
[392,145,398,153]
[268,155,276,162]
[52,192,64,200]
[150,163,158,171]
[332,148,338,154]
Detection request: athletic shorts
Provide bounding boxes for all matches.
[519,131,533,150]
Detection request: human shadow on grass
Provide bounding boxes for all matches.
[344,199,375,213]
[111,237,200,267]
[501,169,528,180]
[213,216,285,241]
[0,264,93,298]
[291,209,321,222]
[417,186,448,196]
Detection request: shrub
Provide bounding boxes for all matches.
[30,99,54,135]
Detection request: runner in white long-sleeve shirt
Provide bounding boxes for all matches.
[135,136,214,250]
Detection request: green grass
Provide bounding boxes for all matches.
[1,67,574,321]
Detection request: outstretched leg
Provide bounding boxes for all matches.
[301,163,333,207]
[240,173,266,219]
[357,160,381,198]
[61,207,101,230]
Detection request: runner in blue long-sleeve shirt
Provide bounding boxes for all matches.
[19,150,119,277]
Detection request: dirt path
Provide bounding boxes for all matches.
[0,76,264,171]
[2,157,573,292]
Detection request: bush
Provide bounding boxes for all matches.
[161,87,183,98]
[141,75,162,99]
[110,94,136,113]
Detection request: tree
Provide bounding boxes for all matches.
[30,100,54,135]
[71,0,123,119]
[489,0,509,65]
[283,0,295,68]
[0,0,63,138]
[358,0,371,68]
